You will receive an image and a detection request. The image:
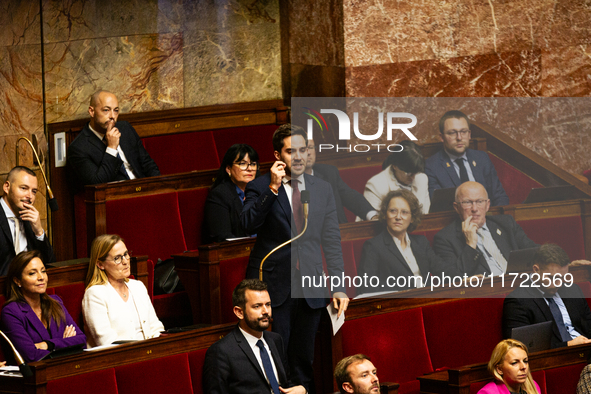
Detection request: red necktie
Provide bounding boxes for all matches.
[291,179,303,233]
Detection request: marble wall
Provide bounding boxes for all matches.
[0,0,281,227]
[340,0,591,175]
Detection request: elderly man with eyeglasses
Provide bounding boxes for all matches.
[425,110,509,206]
[433,181,537,277]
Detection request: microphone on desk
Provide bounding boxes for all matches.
[0,330,32,378]
[259,190,311,281]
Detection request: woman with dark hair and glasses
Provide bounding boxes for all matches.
[0,250,86,362]
[357,190,454,294]
[82,234,164,347]
[203,144,260,243]
[363,140,430,215]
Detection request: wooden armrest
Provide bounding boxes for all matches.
[380,382,399,394]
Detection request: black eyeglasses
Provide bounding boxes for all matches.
[102,251,132,265]
[234,161,258,170]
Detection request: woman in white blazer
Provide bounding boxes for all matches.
[82,234,164,348]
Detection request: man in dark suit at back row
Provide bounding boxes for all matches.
[304,138,377,223]
[503,243,591,349]
[68,90,160,191]
[425,110,509,207]
[203,279,305,393]
[0,166,55,276]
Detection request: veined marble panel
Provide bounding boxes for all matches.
[346,49,541,98]
[183,10,281,107]
[43,33,184,123]
[541,45,591,97]
[0,44,45,173]
[42,0,184,43]
[0,0,40,46]
[289,0,344,66]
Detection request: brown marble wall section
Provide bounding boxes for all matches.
[289,0,344,67]
[44,33,184,123]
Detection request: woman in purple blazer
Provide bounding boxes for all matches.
[0,251,86,363]
[478,339,540,394]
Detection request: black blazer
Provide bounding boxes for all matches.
[203,179,249,243]
[202,325,292,393]
[433,214,538,276]
[503,283,591,348]
[241,173,345,308]
[67,121,160,191]
[312,163,375,223]
[0,206,55,276]
[358,230,457,293]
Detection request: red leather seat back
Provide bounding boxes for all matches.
[488,154,542,205]
[46,368,118,394]
[115,353,193,394]
[341,308,433,386]
[106,193,187,263]
[142,131,219,174]
[178,188,210,251]
[517,216,586,261]
[422,298,505,370]
[220,256,249,323]
[212,125,277,164]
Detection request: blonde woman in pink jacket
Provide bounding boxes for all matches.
[478,339,541,394]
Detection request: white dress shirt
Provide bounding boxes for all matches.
[392,232,424,286]
[0,197,44,253]
[445,151,476,182]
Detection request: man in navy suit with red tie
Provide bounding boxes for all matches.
[203,279,306,393]
[241,124,349,393]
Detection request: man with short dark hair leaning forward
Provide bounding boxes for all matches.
[68,90,160,191]
[203,279,306,393]
[433,181,537,277]
[305,138,377,223]
[503,243,591,349]
[425,110,509,206]
[334,354,380,394]
[0,166,55,275]
[241,124,349,393]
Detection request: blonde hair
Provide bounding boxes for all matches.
[488,339,539,394]
[85,234,129,289]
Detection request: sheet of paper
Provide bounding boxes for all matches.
[327,303,345,335]
[83,344,119,351]
[0,365,22,377]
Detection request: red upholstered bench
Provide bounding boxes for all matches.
[178,188,210,251]
[340,308,433,394]
[422,298,505,370]
[488,154,542,205]
[219,256,249,324]
[46,368,119,394]
[52,283,86,328]
[142,131,220,175]
[106,192,187,263]
[188,348,208,394]
[544,363,586,394]
[115,353,193,394]
[517,216,586,261]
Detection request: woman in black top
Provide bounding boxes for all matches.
[203,144,260,243]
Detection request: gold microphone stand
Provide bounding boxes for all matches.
[259,203,309,281]
[16,136,58,211]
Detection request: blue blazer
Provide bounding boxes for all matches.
[241,173,345,308]
[0,295,86,362]
[425,149,509,206]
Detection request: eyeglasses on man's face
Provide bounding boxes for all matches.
[458,199,488,208]
[443,129,470,138]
